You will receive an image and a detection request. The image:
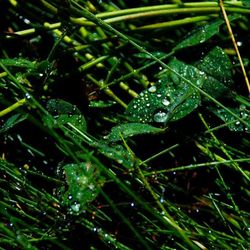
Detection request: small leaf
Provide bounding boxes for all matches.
[242,0,250,7]
[174,15,239,50]
[45,99,87,132]
[0,114,28,134]
[196,46,233,98]
[211,107,249,132]
[98,144,135,168]
[106,123,164,142]
[0,58,35,69]
[63,162,103,212]
[174,19,224,50]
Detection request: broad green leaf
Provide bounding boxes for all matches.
[125,58,203,123]
[174,19,224,50]
[63,162,103,213]
[166,59,203,121]
[196,46,233,98]
[126,46,234,124]
[174,15,239,50]
[211,107,249,132]
[0,114,28,134]
[106,123,164,142]
[45,99,87,132]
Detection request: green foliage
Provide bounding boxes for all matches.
[174,15,239,50]
[97,143,135,168]
[89,100,116,108]
[0,114,28,133]
[45,99,87,132]
[126,46,233,124]
[1,1,250,250]
[196,46,233,98]
[242,0,250,7]
[211,106,250,132]
[62,162,104,213]
[106,123,164,142]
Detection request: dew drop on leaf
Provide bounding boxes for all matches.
[153,110,168,123]
[162,98,170,106]
[148,85,157,93]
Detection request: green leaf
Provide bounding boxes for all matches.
[63,162,103,213]
[211,107,249,132]
[125,58,203,123]
[126,46,234,124]
[45,99,87,132]
[174,19,224,50]
[0,58,35,69]
[174,16,239,50]
[98,143,135,168]
[0,114,28,134]
[196,46,233,98]
[106,123,164,142]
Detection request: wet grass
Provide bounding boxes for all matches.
[0,1,250,249]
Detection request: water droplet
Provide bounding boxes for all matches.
[157,94,162,98]
[153,110,168,123]
[148,85,157,93]
[133,104,137,109]
[71,203,80,212]
[117,159,123,164]
[162,98,170,106]
[146,103,150,107]
[25,93,31,99]
[130,202,135,207]
[23,18,31,24]
[237,41,243,47]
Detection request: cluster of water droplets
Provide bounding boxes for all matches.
[126,82,174,124]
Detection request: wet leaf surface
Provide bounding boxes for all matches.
[126,46,233,124]
[63,162,103,213]
[45,99,87,132]
[174,15,240,50]
[196,46,233,98]
[0,114,28,134]
[106,122,164,142]
[211,107,250,132]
